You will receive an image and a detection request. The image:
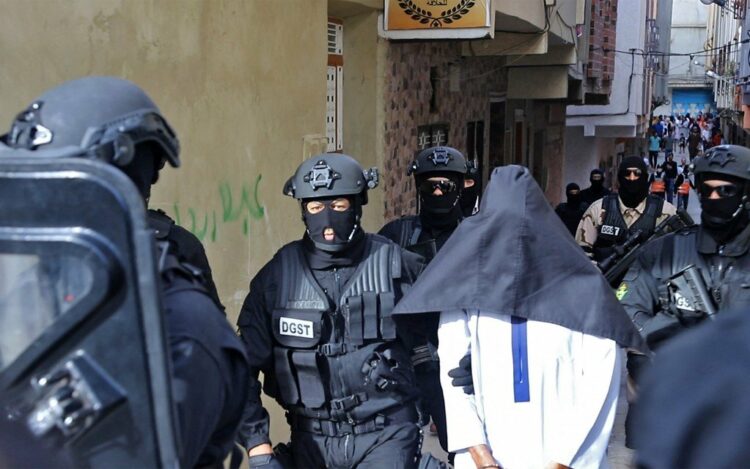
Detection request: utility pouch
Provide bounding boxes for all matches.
[272,310,326,407]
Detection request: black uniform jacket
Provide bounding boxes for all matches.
[235,232,424,450]
[619,222,750,349]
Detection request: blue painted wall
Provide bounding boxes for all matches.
[671,88,716,116]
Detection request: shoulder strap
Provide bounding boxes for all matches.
[601,194,627,231]
[157,240,209,296]
[632,196,664,236]
[148,209,175,240]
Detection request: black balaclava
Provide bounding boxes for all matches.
[418,171,463,228]
[566,183,582,208]
[121,142,164,202]
[617,156,650,208]
[589,169,605,192]
[699,173,750,243]
[460,178,479,217]
[302,195,362,253]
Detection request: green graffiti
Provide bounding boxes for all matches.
[219,174,265,222]
[188,208,209,241]
[170,176,264,242]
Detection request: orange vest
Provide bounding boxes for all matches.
[650,179,666,193]
[678,181,690,195]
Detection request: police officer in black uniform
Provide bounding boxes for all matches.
[579,168,611,206]
[460,159,480,217]
[576,157,677,264]
[379,146,468,262]
[237,154,428,468]
[620,144,750,350]
[618,145,750,450]
[555,183,588,236]
[377,146,468,455]
[1,76,249,467]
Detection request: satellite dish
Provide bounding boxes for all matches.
[699,0,713,5]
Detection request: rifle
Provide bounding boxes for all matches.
[669,264,718,320]
[601,210,694,285]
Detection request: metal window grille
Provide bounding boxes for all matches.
[326,20,344,152]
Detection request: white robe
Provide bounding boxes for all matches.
[438,310,621,469]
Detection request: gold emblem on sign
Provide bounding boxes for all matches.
[396,0,478,28]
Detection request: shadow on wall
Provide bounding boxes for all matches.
[172,175,265,242]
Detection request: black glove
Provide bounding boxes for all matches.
[447,352,474,395]
[248,454,284,469]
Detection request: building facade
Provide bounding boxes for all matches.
[565,0,657,194]
[657,0,714,117]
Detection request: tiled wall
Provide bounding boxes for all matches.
[586,0,617,95]
[382,41,506,220]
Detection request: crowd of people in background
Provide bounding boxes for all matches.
[560,112,710,224]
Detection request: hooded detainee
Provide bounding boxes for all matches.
[393,166,645,469]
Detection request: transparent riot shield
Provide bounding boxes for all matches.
[0,154,178,468]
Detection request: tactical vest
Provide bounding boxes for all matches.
[149,209,174,241]
[664,228,750,317]
[157,243,236,350]
[594,194,664,262]
[391,215,422,248]
[385,215,444,262]
[270,235,414,423]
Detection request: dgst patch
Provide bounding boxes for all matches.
[601,225,621,236]
[280,317,314,338]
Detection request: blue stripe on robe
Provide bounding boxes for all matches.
[511,316,530,402]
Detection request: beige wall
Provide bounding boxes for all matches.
[0,0,328,316]
[340,9,387,231]
[0,0,336,448]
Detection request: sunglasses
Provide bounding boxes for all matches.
[700,182,741,198]
[622,169,643,177]
[419,179,458,194]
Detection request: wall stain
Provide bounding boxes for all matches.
[173,175,265,242]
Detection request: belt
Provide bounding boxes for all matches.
[289,404,417,437]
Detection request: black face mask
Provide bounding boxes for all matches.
[590,178,604,191]
[567,191,582,207]
[302,202,360,253]
[121,143,163,202]
[700,185,749,242]
[460,184,479,217]
[617,157,648,208]
[418,175,463,227]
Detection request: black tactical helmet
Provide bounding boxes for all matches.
[407,146,468,177]
[2,76,179,168]
[693,145,750,182]
[283,153,378,204]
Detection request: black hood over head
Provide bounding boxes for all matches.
[393,165,645,351]
[618,156,650,208]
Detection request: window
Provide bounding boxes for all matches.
[326,18,343,152]
[0,252,94,370]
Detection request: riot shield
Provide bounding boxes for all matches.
[0,153,179,468]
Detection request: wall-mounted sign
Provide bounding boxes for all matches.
[382,0,492,39]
